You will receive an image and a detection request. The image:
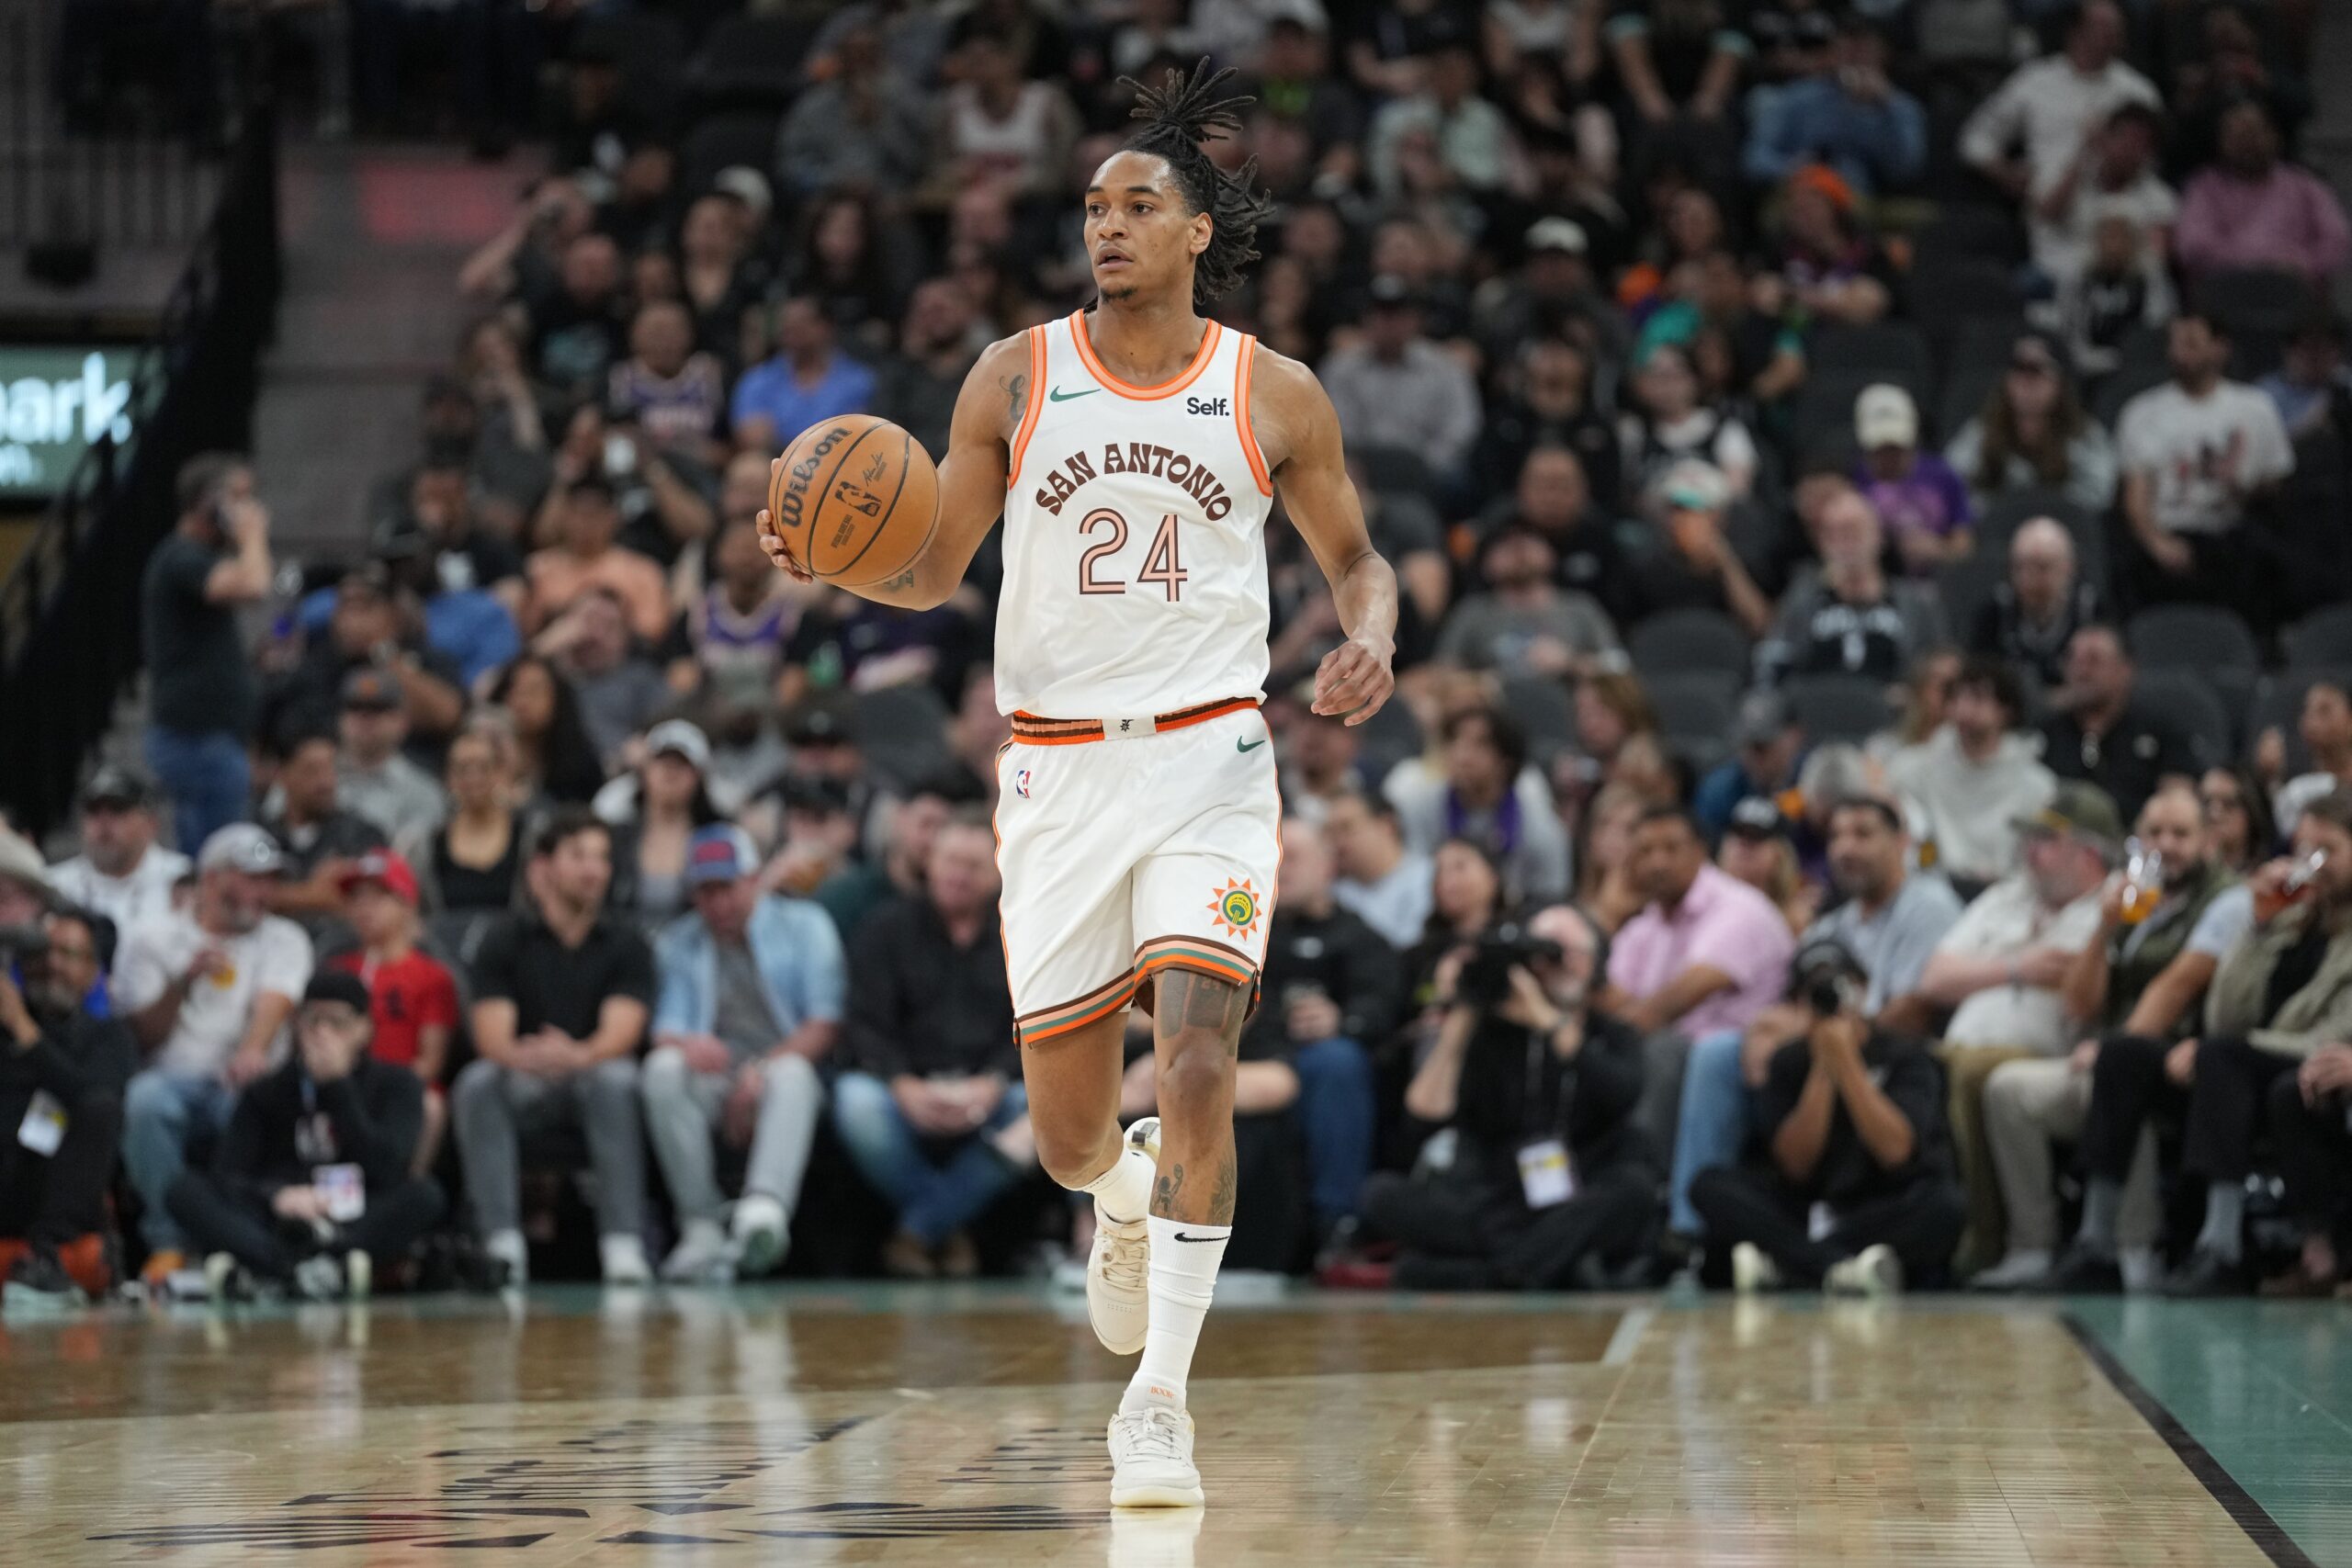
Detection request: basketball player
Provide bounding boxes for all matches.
[757,63,1396,1508]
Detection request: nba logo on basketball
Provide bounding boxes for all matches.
[1014,768,1033,799]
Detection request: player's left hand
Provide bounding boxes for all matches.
[1312,633,1394,728]
[755,464,815,583]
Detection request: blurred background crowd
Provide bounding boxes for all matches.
[6,0,2352,1312]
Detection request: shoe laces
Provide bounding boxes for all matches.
[1098,1222,1148,1293]
[1116,1405,1189,1462]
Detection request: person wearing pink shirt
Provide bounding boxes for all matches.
[2174,100,2351,286]
[1600,805,1798,1150]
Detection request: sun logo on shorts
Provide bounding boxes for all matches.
[1206,877,1261,940]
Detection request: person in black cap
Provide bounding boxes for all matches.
[1690,936,1964,1295]
[261,564,468,750]
[165,971,443,1301]
[49,767,191,944]
[1716,795,1815,935]
[1692,689,1805,842]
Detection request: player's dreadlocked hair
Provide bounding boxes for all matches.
[1117,58,1274,310]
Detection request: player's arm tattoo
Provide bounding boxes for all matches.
[1002,371,1027,434]
[1154,970,1248,1050]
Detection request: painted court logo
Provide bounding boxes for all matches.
[1206,878,1261,940]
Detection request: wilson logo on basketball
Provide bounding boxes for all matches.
[772,423,852,534]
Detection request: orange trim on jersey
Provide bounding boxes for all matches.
[1132,946,1257,989]
[1005,326,1047,491]
[1008,697,1258,746]
[1018,972,1140,1046]
[1067,311,1222,400]
[1235,333,1272,497]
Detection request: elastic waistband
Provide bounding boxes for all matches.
[1010,696,1259,746]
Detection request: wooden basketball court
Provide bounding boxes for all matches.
[5,1288,2343,1565]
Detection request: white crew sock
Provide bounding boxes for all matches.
[1122,1216,1229,1414]
[1079,1145,1157,1227]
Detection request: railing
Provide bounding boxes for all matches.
[0,99,279,836]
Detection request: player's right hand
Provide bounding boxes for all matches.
[755,463,815,583]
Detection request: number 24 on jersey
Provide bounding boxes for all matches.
[1077,508,1188,601]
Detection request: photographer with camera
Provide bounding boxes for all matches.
[1356,905,1657,1290]
[167,972,443,1301]
[1690,937,1965,1294]
[0,907,136,1309]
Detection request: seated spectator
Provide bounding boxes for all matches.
[2174,99,2350,287]
[2201,765,2279,879]
[1363,904,1657,1289]
[1471,267,1624,506]
[374,519,522,691]
[526,231,629,411]
[2116,312,2293,618]
[1691,936,1965,1294]
[1765,164,1895,326]
[2273,678,2352,839]
[1602,0,1746,137]
[166,972,443,1300]
[544,591,673,767]
[452,808,656,1286]
[2028,102,2174,297]
[873,277,988,466]
[1996,784,2253,1291]
[524,478,671,648]
[926,33,1078,204]
[117,826,313,1286]
[2039,625,2209,824]
[831,813,1026,1279]
[729,298,879,456]
[1572,671,1659,785]
[413,722,527,917]
[263,564,466,750]
[1402,837,1511,1024]
[1602,805,1798,1145]
[1694,689,1805,843]
[1621,459,1774,635]
[674,193,770,370]
[2259,307,2352,443]
[0,906,135,1308]
[1758,485,1951,686]
[686,486,806,716]
[327,851,457,1177]
[1669,795,1962,1243]
[596,720,724,931]
[2144,789,2352,1296]
[644,826,845,1283]
[46,768,189,948]
[1741,15,1924,197]
[1478,440,1626,619]
[535,401,718,573]
[1851,386,1973,573]
[1369,39,1518,197]
[2265,1041,2352,1297]
[1964,517,2105,694]
[1914,784,2114,1274]
[262,729,390,942]
[487,655,607,807]
[1951,334,2120,519]
[605,300,728,472]
[1887,657,2057,892]
[786,191,912,356]
[1619,340,1758,500]
[1957,0,2154,205]
[1716,797,1815,935]
[1321,276,1483,483]
[336,670,446,849]
[1385,705,1571,906]
[774,17,928,200]
[449,321,553,524]
[1279,706,1373,829]
[1328,789,1431,952]
[1435,525,1620,681]
[1574,783,1649,938]
[1236,821,1399,1246]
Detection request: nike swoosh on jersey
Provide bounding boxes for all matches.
[1047,384,1099,402]
[1236,737,1266,753]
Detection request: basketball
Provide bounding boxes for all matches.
[765,413,940,591]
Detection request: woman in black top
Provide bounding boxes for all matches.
[487,655,605,807]
[413,725,526,917]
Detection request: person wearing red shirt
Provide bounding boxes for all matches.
[333,851,458,1175]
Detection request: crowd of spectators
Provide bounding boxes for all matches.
[8,0,2352,1309]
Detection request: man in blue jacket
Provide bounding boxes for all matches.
[642,824,845,1281]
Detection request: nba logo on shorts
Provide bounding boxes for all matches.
[1014,767,1033,799]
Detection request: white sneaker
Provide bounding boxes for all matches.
[662,1220,734,1284]
[1088,1119,1159,1356]
[1108,1404,1204,1507]
[2120,1246,2162,1294]
[344,1250,371,1302]
[730,1195,789,1279]
[292,1254,345,1302]
[484,1229,529,1287]
[203,1251,243,1302]
[1968,1248,2052,1291]
[600,1234,652,1286]
[1731,1241,1781,1294]
[1825,1243,1903,1298]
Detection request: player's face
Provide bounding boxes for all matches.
[1084,152,1211,304]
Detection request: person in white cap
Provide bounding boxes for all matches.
[1853,383,1974,573]
[113,824,314,1287]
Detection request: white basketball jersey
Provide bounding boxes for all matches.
[996,311,1275,718]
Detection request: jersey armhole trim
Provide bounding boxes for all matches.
[1006,326,1047,491]
[1235,333,1273,497]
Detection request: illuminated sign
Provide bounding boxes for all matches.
[0,347,145,498]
